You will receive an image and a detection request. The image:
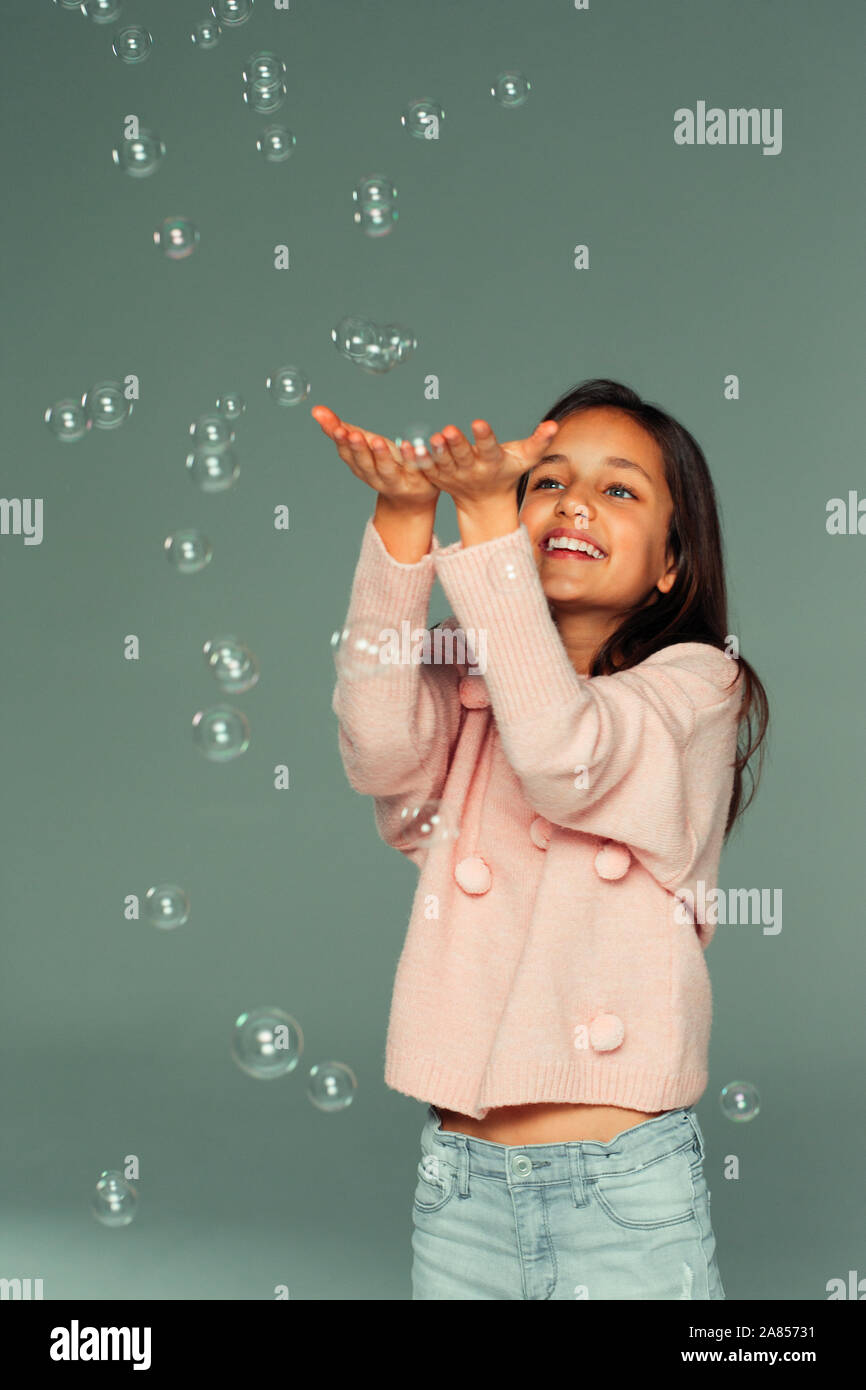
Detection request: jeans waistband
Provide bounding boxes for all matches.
[423,1104,703,1186]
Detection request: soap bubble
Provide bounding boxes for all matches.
[243,51,286,85]
[243,79,286,114]
[266,365,310,405]
[307,1062,358,1112]
[186,447,240,492]
[81,1,122,25]
[190,413,235,448]
[203,635,259,693]
[401,98,444,140]
[83,381,131,430]
[395,422,434,470]
[330,624,390,679]
[92,1172,137,1228]
[215,391,245,420]
[143,883,190,930]
[191,20,221,48]
[44,399,90,442]
[394,799,460,851]
[491,70,531,107]
[379,322,417,365]
[719,1080,760,1122]
[112,26,153,63]
[154,216,200,260]
[112,127,165,178]
[211,0,254,25]
[331,315,378,361]
[164,529,213,574]
[192,705,250,760]
[256,126,296,162]
[231,1005,303,1079]
[354,204,398,238]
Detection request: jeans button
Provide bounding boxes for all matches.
[511,1153,533,1177]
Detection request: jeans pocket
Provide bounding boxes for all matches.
[593,1149,697,1230]
[413,1152,457,1214]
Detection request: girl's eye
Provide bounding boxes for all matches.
[531,476,637,500]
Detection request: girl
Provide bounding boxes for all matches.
[314,377,768,1300]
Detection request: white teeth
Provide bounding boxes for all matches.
[545,537,605,559]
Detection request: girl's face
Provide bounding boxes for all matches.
[519,407,677,619]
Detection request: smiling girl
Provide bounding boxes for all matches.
[316,378,768,1299]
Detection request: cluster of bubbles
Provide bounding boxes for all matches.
[353,173,398,238]
[185,409,241,493]
[719,1080,760,1122]
[191,632,260,762]
[331,316,417,375]
[243,50,297,163]
[91,1002,357,1225]
[44,379,132,441]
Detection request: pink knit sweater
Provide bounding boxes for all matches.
[332,514,743,1120]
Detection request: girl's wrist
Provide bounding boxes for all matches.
[455,496,520,548]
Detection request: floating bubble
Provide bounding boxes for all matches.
[379,322,417,365]
[491,70,531,107]
[215,391,245,420]
[244,51,287,85]
[231,1005,303,1079]
[44,398,90,442]
[83,380,131,430]
[191,20,221,48]
[81,0,122,23]
[401,98,444,140]
[719,1080,760,1122]
[243,79,286,114]
[330,624,390,679]
[354,175,397,205]
[256,127,296,163]
[164,528,213,574]
[92,1171,137,1228]
[307,1062,358,1113]
[190,413,235,448]
[354,204,398,238]
[331,315,378,361]
[395,422,434,471]
[112,26,153,63]
[211,0,254,27]
[186,446,240,492]
[154,216,200,261]
[112,126,165,178]
[267,365,309,405]
[486,546,538,592]
[393,799,460,852]
[143,883,190,930]
[203,635,259,693]
[192,705,250,761]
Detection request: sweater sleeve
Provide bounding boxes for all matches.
[432,521,743,893]
[331,515,464,864]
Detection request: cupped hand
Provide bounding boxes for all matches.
[311,404,440,506]
[417,418,560,509]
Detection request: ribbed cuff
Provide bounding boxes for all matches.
[432,522,584,723]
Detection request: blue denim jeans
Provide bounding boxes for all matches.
[411,1104,725,1300]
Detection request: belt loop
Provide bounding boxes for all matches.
[684,1107,704,1160]
[455,1133,470,1198]
[567,1141,588,1208]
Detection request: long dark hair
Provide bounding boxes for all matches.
[517,377,769,840]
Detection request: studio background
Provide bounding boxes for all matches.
[1,0,863,1300]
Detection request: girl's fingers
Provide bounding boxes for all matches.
[470,419,501,461]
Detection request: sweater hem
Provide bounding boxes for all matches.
[385,1054,708,1121]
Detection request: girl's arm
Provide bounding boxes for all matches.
[331,509,464,859]
[432,522,743,895]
